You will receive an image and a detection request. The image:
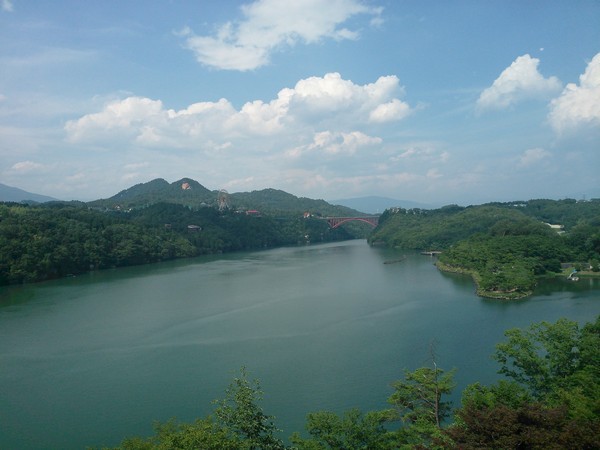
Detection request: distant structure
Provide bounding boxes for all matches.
[322,216,379,228]
[218,189,230,211]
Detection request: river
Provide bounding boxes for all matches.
[0,240,598,449]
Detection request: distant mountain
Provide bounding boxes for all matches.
[330,196,433,214]
[88,178,361,217]
[88,178,215,209]
[0,182,58,203]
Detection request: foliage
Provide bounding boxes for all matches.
[387,365,456,448]
[290,409,394,449]
[446,398,597,449]
[371,199,600,299]
[114,417,241,449]
[107,368,284,450]
[438,232,569,298]
[493,316,600,413]
[213,367,285,450]
[0,200,358,286]
[104,316,600,450]
[445,317,600,449]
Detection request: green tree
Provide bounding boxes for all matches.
[112,417,241,449]
[387,361,456,448]
[106,368,285,450]
[446,316,600,449]
[213,367,286,450]
[494,317,600,402]
[290,409,394,450]
[446,397,597,449]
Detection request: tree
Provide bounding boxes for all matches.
[387,358,456,448]
[290,409,394,450]
[494,317,600,401]
[446,398,598,449]
[445,317,600,449]
[213,367,286,450]
[107,368,285,450]
[113,417,241,449]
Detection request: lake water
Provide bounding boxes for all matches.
[0,240,598,449]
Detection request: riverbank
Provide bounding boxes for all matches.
[435,260,533,300]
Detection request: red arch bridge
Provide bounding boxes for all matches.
[322,216,380,229]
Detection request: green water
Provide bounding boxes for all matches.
[0,240,598,449]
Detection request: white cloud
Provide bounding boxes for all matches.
[62,72,417,200]
[65,97,166,142]
[548,52,600,133]
[288,73,411,124]
[389,142,445,163]
[369,99,411,123]
[288,130,382,158]
[2,0,13,12]
[517,147,551,168]
[477,54,561,111]
[181,0,381,71]
[11,161,45,172]
[65,72,411,146]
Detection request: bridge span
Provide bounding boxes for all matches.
[322,216,379,229]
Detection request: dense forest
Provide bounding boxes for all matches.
[102,316,599,449]
[369,199,600,299]
[0,201,360,286]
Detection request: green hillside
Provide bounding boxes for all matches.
[230,188,359,216]
[369,200,600,299]
[88,177,363,217]
[88,178,215,210]
[0,178,374,286]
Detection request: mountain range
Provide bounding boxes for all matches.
[0,182,58,203]
[88,178,363,217]
[1,179,437,216]
[330,196,434,214]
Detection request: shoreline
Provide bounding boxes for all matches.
[435,260,533,300]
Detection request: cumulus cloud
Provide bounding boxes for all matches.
[181,0,382,71]
[287,73,411,125]
[65,97,165,142]
[548,52,600,133]
[63,72,416,199]
[65,72,411,146]
[369,99,411,123]
[517,147,551,168]
[477,54,561,111]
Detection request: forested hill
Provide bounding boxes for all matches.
[369,199,600,299]
[88,177,360,217]
[0,178,376,286]
[0,201,359,286]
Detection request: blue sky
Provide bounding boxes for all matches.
[1,0,599,204]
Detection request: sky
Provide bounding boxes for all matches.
[1,0,599,205]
